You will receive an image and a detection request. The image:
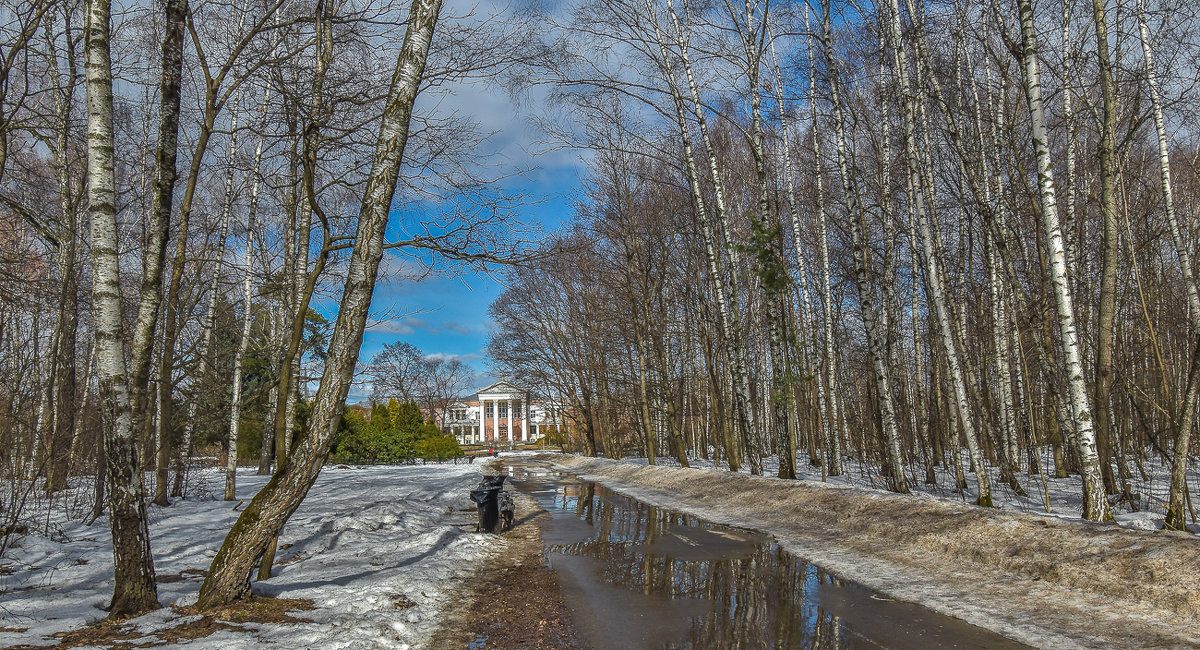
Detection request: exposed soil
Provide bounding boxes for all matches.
[428,491,582,650]
[537,454,1200,649]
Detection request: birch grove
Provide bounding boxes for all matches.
[1,0,533,612]
[2,0,1200,618]
[488,0,1200,525]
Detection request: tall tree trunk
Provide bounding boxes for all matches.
[663,0,761,473]
[224,110,267,501]
[819,0,908,492]
[129,0,187,463]
[652,324,690,468]
[803,9,843,476]
[196,0,442,608]
[1090,0,1120,496]
[226,233,255,500]
[43,14,81,493]
[1015,0,1110,521]
[646,0,756,473]
[635,326,657,465]
[889,0,991,505]
[178,94,243,497]
[732,2,795,480]
[1136,0,1200,530]
[84,0,159,616]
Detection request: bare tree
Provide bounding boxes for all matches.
[197,0,444,607]
[83,0,157,616]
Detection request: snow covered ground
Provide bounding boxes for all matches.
[1,449,1195,648]
[618,448,1200,535]
[0,462,502,649]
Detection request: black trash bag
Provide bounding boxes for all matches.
[498,490,515,531]
[479,475,507,489]
[470,486,502,533]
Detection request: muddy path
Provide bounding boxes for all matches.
[427,488,582,649]
[532,454,1200,649]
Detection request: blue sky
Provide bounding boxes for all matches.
[356,182,579,393]
[335,1,586,402]
[351,141,584,401]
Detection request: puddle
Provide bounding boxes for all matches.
[503,461,1029,649]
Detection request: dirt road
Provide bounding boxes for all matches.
[428,489,582,649]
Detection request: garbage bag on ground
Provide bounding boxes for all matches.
[470,486,502,533]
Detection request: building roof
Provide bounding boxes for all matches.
[475,380,529,396]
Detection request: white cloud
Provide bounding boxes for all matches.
[366,319,416,335]
[440,321,473,335]
[424,351,484,363]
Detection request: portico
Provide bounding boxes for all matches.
[476,380,530,445]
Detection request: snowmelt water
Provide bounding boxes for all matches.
[506,460,1029,649]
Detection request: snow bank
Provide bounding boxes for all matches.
[622,449,1200,535]
[0,463,502,649]
[543,454,1200,649]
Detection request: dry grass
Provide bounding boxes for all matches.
[46,596,315,649]
[545,454,1200,649]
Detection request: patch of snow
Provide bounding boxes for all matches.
[1,462,502,649]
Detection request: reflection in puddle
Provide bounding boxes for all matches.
[504,462,1028,650]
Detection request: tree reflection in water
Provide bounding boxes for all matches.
[545,483,848,649]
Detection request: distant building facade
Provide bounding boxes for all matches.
[439,380,556,446]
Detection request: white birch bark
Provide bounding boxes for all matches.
[770,28,822,474]
[225,229,256,501]
[803,7,844,475]
[818,0,907,492]
[729,1,794,479]
[182,95,242,496]
[225,97,268,501]
[1015,0,1110,521]
[84,0,158,615]
[665,0,759,470]
[646,0,760,474]
[889,0,991,505]
[1136,0,1199,530]
[1059,0,1079,294]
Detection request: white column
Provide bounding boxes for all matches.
[478,402,484,443]
[491,398,498,442]
[507,398,513,444]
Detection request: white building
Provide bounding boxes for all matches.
[441,380,555,446]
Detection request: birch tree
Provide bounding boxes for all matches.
[197,0,443,607]
[1012,0,1110,521]
[1136,0,1199,531]
[819,0,908,492]
[83,0,157,616]
[887,0,991,505]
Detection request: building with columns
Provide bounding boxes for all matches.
[441,380,551,446]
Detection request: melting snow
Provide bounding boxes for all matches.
[0,463,500,648]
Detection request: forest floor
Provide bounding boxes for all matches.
[536,453,1200,649]
[0,463,503,649]
[426,489,582,649]
[3,453,1199,648]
